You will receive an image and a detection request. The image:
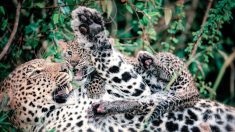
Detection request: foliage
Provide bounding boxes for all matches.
[0,111,16,132]
[0,0,235,130]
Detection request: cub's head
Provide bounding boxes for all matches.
[58,40,94,82]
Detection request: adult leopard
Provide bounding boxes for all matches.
[0,59,75,131]
[1,59,235,132]
[0,59,148,131]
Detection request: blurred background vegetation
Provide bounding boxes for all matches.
[0,0,235,131]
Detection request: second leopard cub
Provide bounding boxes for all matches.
[88,51,199,120]
[135,51,199,120]
[68,6,199,120]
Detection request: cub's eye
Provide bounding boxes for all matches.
[79,25,88,35]
[67,51,72,55]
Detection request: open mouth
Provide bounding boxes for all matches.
[52,82,74,104]
[73,69,85,81]
[73,65,92,81]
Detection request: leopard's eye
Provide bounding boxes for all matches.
[35,70,41,74]
[79,25,88,35]
[29,69,42,78]
[67,51,72,55]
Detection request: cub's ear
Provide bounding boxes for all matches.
[137,51,154,69]
[109,38,115,46]
[143,57,154,69]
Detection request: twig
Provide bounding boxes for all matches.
[230,63,235,98]
[191,0,213,58]
[201,83,216,98]
[0,31,9,41]
[0,0,22,60]
[212,49,235,94]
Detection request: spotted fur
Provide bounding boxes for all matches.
[0,59,74,131]
[1,6,233,132]
[133,51,199,120]
[70,6,199,120]
[1,59,235,132]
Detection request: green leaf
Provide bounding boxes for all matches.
[137,31,142,35]
[25,21,41,34]
[52,13,59,24]
[125,4,133,14]
[0,112,8,122]
[142,16,149,25]
[164,7,172,25]
[34,2,45,8]
[135,2,144,9]
[0,6,5,15]
[171,37,179,44]
[148,12,160,17]
[167,29,176,34]
[1,19,8,31]
[59,14,65,24]
[61,7,70,14]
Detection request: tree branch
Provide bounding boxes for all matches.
[230,63,234,98]
[191,0,213,57]
[0,0,22,60]
[212,49,235,94]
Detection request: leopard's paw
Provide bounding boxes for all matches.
[137,51,154,69]
[71,6,105,48]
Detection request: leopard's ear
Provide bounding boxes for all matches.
[57,40,68,51]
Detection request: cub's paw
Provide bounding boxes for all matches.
[71,7,105,45]
[89,101,111,115]
[86,101,109,122]
[137,51,154,69]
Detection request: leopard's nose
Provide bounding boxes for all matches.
[89,23,102,36]
[70,61,79,67]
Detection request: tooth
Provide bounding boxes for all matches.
[66,88,69,94]
[68,84,73,91]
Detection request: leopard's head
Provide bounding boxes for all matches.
[0,59,75,130]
